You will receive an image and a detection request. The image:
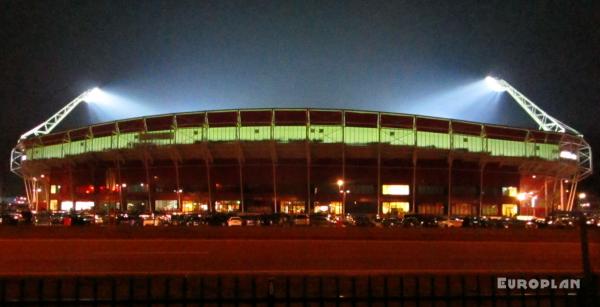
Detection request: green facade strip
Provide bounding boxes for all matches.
[25,125,560,161]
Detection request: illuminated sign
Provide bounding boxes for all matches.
[382,185,410,195]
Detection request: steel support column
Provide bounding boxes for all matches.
[238,160,244,213]
[411,151,417,213]
[447,157,453,217]
[143,158,152,213]
[205,160,213,212]
[479,162,485,217]
[174,159,181,212]
[376,144,381,216]
[305,141,311,214]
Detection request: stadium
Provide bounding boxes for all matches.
[9,78,592,218]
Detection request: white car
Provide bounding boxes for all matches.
[227,216,243,226]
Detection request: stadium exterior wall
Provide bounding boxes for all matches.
[17,109,584,217]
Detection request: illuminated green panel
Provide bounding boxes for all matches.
[25,148,35,159]
[240,126,271,141]
[141,130,174,146]
[535,143,559,160]
[274,126,306,142]
[33,144,62,159]
[208,127,237,141]
[90,136,113,152]
[175,127,203,144]
[453,134,483,152]
[66,140,86,156]
[487,139,525,157]
[380,128,414,145]
[308,125,342,143]
[116,133,137,149]
[344,127,378,144]
[416,131,450,149]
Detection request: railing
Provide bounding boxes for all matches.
[1,273,597,306]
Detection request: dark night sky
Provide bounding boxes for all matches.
[1,0,599,196]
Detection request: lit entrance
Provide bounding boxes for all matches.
[280,201,305,214]
[382,202,409,215]
[502,204,518,217]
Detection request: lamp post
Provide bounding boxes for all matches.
[337,179,344,215]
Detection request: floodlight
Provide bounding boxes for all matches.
[84,87,103,103]
[484,76,506,92]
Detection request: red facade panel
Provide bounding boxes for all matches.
[380,114,413,128]
[146,116,174,131]
[207,111,237,127]
[416,118,449,133]
[451,122,482,136]
[176,113,205,127]
[40,132,67,146]
[274,110,307,125]
[240,110,272,126]
[309,110,342,125]
[118,119,145,133]
[91,123,116,137]
[485,126,527,141]
[69,128,89,141]
[345,112,378,128]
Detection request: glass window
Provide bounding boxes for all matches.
[281,201,305,214]
[382,185,410,195]
[382,202,409,215]
[155,200,178,212]
[215,200,240,213]
[502,187,518,197]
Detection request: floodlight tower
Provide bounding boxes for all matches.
[10,87,101,175]
[485,76,592,210]
[10,87,101,209]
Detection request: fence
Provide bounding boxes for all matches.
[0,273,597,306]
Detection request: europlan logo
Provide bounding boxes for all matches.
[497,277,581,290]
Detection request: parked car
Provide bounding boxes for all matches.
[34,211,52,226]
[242,215,261,226]
[352,215,375,227]
[381,217,402,227]
[309,214,330,226]
[402,214,439,227]
[205,213,230,226]
[0,212,21,225]
[70,213,95,225]
[437,216,463,228]
[227,216,243,226]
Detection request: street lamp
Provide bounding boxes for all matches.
[336,179,346,215]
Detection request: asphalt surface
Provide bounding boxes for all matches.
[1,236,598,276]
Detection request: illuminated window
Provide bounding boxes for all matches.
[502,204,518,217]
[313,202,342,215]
[481,205,498,216]
[155,200,178,212]
[60,201,73,211]
[215,200,240,213]
[50,185,57,194]
[382,184,410,195]
[281,201,305,214]
[182,201,208,212]
[502,187,518,197]
[49,199,58,211]
[382,202,409,215]
[75,201,95,211]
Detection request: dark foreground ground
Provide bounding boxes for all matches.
[0,227,598,306]
[0,226,597,275]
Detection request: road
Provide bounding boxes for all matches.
[1,238,598,275]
